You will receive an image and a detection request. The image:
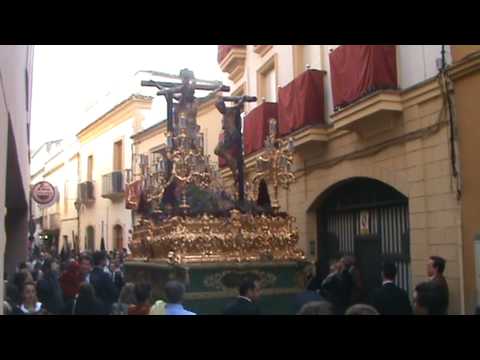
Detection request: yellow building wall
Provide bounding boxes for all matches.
[450,48,480,313]
[239,77,464,314]
[452,45,480,63]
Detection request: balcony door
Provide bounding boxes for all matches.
[87,155,94,182]
[113,140,123,172]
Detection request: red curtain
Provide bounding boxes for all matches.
[329,45,398,110]
[217,45,245,64]
[125,180,142,210]
[218,132,227,168]
[243,102,278,156]
[278,69,326,137]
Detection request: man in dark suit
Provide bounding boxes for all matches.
[427,256,449,314]
[369,261,412,315]
[224,279,261,315]
[89,251,118,314]
[413,281,446,315]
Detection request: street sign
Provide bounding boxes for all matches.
[32,181,58,208]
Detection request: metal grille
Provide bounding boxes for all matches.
[325,204,411,295]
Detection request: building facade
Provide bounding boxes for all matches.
[448,45,480,313]
[0,45,34,314]
[30,138,80,253]
[216,45,475,314]
[76,94,152,252]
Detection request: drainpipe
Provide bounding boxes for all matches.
[441,45,466,314]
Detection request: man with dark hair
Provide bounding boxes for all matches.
[369,261,412,315]
[128,282,152,315]
[414,281,447,315]
[89,251,118,314]
[427,256,449,314]
[224,279,261,315]
[79,254,93,282]
[163,280,196,315]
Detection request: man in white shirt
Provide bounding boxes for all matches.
[164,280,196,315]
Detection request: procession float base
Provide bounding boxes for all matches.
[124,260,309,314]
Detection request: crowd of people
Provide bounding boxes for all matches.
[295,255,452,315]
[1,245,461,315]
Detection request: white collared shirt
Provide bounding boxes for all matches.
[20,302,42,314]
[382,280,394,286]
[238,296,252,303]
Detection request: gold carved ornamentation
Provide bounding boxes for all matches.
[129,210,305,264]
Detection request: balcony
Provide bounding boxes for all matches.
[277,69,328,150]
[330,45,398,111]
[331,90,403,134]
[101,171,125,201]
[243,102,278,157]
[78,181,95,204]
[217,45,246,83]
[329,45,401,134]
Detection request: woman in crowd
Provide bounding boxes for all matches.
[112,282,136,315]
[72,283,104,315]
[17,281,44,315]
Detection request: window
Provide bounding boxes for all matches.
[264,68,277,102]
[257,55,277,103]
[113,140,123,171]
[87,155,94,181]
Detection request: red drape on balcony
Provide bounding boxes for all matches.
[277,69,326,137]
[217,45,245,64]
[329,45,398,110]
[243,102,278,156]
[218,132,227,168]
[125,180,142,210]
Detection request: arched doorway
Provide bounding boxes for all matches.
[315,177,411,296]
[113,224,123,251]
[86,226,95,251]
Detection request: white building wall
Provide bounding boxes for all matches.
[79,117,137,251]
[397,45,452,89]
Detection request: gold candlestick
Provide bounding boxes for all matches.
[253,118,296,213]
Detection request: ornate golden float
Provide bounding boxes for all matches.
[125,69,307,314]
